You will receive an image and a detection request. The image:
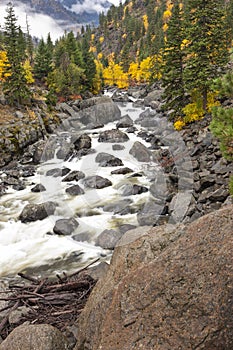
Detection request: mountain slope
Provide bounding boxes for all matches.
[18,0,111,24]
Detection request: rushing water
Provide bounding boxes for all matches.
[0,97,163,278]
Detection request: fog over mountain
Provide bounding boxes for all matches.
[0,0,125,41]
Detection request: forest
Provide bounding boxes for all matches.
[0,0,232,192]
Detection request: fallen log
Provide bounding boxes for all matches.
[0,261,98,340]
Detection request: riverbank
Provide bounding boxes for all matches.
[0,85,232,348]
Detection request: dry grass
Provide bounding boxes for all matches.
[0,105,17,125]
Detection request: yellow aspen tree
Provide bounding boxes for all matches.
[23,59,34,84]
[0,51,11,82]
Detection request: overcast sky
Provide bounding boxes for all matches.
[109,0,125,4]
[0,0,126,41]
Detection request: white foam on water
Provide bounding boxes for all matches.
[0,100,162,277]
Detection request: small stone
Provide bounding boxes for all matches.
[53,217,79,235]
[65,184,84,196]
[31,184,46,192]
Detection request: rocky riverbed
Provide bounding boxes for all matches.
[0,85,232,348]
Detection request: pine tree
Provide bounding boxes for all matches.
[2,3,31,106]
[34,37,53,81]
[210,71,233,195]
[81,35,96,90]
[162,2,186,118]
[210,71,233,161]
[184,0,229,111]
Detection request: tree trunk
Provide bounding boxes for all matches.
[202,88,208,112]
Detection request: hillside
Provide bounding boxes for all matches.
[91,0,167,66]
[90,0,233,68]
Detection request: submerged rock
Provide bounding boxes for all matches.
[112,144,125,151]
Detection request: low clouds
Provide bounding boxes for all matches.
[0,0,126,41]
[71,0,110,14]
[71,0,126,13]
[0,2,65,41]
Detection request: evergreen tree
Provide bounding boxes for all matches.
[226,0,233,39]
[162,2,186,118]
[81,35,96,90]
[184,0,229,111]
[34,37,53,81]
[210,71,233,160]
[210,71,233,195]
[2,3,31,106]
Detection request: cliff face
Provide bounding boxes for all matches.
[74,204,233,350]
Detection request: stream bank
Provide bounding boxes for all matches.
[0,85,232,349]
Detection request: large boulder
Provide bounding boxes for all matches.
[53,217,79,235]
[103,199,133,215]
[144,88,163,106]
[65,184,85,196]
[74,205,233,350]
[0,324,69,350]
[19,202,57,223]
[83,175,112,189]
[116,114,133,128]
[77,97,121,125]
[74,134,92,151]
[129,141,151,162]
[121,184,148,196]
[62,170,85,182]
[98,129,129,143]
[95,229,123,250]
[95,152,123,167]
[137,199,166,226]
[46,167,70,177]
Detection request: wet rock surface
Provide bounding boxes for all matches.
[65,184,85,196]
[53,218,79,235]
[18,202,57,223]
[0,87,233,350]
[95,152,123,167]
[83,175,112,189]
[98,129,129,143]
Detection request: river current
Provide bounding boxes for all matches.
[0,93,187,278]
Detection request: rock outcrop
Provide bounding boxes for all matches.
[74,205,233,350]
